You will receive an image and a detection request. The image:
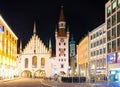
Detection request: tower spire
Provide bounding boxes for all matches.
[58,5,66,37]
[33,21,36,35]
[49,38,52,54]
[59,5,65,22]
[20,39,22,54]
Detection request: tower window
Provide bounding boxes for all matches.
[61,64,64,68]
[59,43,61,45]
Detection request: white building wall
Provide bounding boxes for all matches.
[89,23,107,79]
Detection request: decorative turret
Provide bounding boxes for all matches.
[20,39,22,54]
[33,21,36,36]
[33,21,36,53]
[49,38,52,54]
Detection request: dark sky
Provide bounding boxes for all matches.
[0,0,108,50]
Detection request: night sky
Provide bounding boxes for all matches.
[0,0,108,51]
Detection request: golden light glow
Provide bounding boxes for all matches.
[0,15,18,80]
[78,36,89,64]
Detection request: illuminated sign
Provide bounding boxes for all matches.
[107,53,116,63]
[110,70,116,74]
[116,52,120,63]
[0,25,4,33]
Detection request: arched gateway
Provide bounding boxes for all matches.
[21,70,32,78]
[34,70,46,78]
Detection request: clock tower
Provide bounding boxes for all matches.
[55,6,69,76]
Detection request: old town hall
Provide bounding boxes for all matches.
[17,6,70,78]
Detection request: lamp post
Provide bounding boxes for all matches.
[32,65,35,78]
[68,66,70,77]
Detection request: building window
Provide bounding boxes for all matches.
[91,52,93,57]
[91,36,92,40]
[117,24,120,37]
[112,14,116,26]
[112,27,116,39]
[94,51,96,56]
[59,43,61,45]
[107,18,111,29]
[100,39,102,45]
[96,32,98,37]
[112,1,116,13]
[97,50,99,55]
[107,30,111,41]
[112,40,116,52]
[103,38,106,44]
[94,33,96,38]
[25,58,28,68]
[99,30,102,35]
[117,11,120,23]
[107,6,111,17]
[61,64,64,68]
[91,43,93,48]
[103,48,106,54]
[118,0,120,8]
[64,59,66,61]
[32,56,37,68]
[34,50,36,53]
[59,48,61,51]
[117,38,120,50]
[6,30,8,35]
[103,30,106,33]
[97,41,99,46]
[100,49,102,54]
[107,42,111,53]
[59,54,61,57]
[41,58,45,67]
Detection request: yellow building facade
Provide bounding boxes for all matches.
[0,15,18,80]
[77,36,89,77]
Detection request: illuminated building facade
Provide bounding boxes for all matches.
[89,23,107,81]
[106,0,120,81]
[77,35,89,77]
[0,15,18,80]
[18,22,51,78]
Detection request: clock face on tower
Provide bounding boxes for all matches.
[60,38,64,42]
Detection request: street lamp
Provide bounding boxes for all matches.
[68,66,71,77]
[32,65,35,78]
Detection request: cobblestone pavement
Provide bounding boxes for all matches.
[41,79,120,87]
[0,78,51,87]
[0,78,120,87]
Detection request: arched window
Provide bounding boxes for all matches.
[32,56,37,68]
[41,58,45,67]
[25,58,28,68]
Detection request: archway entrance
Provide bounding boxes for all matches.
[21,70,32,78]
[59,71,66,76]
[34,70,46,78]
